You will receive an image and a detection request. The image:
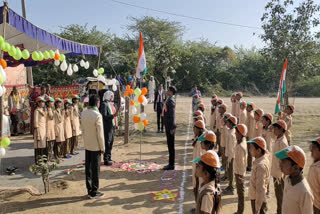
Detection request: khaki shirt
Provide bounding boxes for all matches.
[215,112,222,132]
[282,176,314,214]
[34,108,47,148]
[246,111,255,139]
[253,120,263,138]
[72,105,81,136]
[198,180,216,214]
[235,100,241,118]
[234,138,247,176]
[46,107,55,141]
[280,112,293,142]
[308,161,320,209]
[231,102,236,116]
[209,106,216,130]
[262,126,274,153]
[271,135,288,179]
[239,109,247,124]
[64,109,73,139]
[54,108,65,143]
[249,155,270,212]
[220,125,229,148]
[225,128,237,162]
[192,140,206,188]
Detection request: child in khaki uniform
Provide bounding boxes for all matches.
[276,145,314,214]
[235,92,243,119]
[34,97,47,163]
[248,137,270,214]
[253,108,264,138]
[214,99,224,154]
[271,120,289,214]
[210,96,218,131]
[54,98,65,160]
[231,94,236,116]
[200,130,216,152]
[234,124,247,214]
[223,115,237,195]
[278,104,294,145]
[46,97,55,161]
[246,102,256,171]
[218,104,228,171]
[308,137,320,213]
[63,99,73,158]
[239,101,247,124]
[71,95,80,155]
[192,120,206,201]
[194,152,222,214]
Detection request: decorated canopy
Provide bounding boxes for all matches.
[0,5,99,67]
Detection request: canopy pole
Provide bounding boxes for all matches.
[0,2,9,138]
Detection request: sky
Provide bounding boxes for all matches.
[7,0,269,48]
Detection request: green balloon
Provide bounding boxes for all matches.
[99,67,104,74]
[1,137,11,148]
[134,88,141,96]
[38,51,44,61]
[43,51,49,60]
[32,51,39,61]
[0,36,4,45]
[49,50,55,59]
[137,121,144,131]
[14,48,22,60]
[60,54,66,62]
[22,49,30,59]
[4,42,10,52]
[0,43,5,51]
[9,45,16,56]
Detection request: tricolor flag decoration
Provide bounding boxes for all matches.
[136,32,147,78]
[275,59,287,114]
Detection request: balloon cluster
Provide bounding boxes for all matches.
[55,52,87,76]
[93,67,104,77]
[125,85,149,131]
[0,137,11,158]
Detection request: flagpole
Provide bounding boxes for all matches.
[139,131,142,167]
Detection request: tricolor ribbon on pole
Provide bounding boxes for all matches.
[136,32,147,78]
[275,58,287,114]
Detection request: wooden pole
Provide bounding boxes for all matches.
[0,2,8,138]
[124,96,129,144]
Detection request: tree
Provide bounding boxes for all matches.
[260,0,320,102]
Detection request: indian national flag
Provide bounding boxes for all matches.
[136,32,147,78]
[275,59,287,114]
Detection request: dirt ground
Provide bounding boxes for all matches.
[0,96,319,214]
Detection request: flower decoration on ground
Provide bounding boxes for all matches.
[151,189,179,202]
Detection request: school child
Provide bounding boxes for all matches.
[308,137,320,213]
[192,120,206,201]
[253,108,264,138]
[246,102,256,172]
[63,99,73,158]
[271,120,289,214]
[261,113,274,153]
[45,97,55,162]
[247,137,270,214]
[34,96,47,163]
[276,145,314,214]
[231,94,236,116]
[194,152,222,214]
[223,115,237,195]
[239,101,247,124]
[192,94,200,111]
[197,103,205,114]
[235,92,243,119]
[214,99,224,141]
[278,104,294,145]
[200,130,217,152]
[54,98,65,160]
[217,104,227,166]
[210,97,218,131]
[71,95,80,155]
[234,124,248,214]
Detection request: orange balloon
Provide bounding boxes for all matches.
[130,100,135,106]
[124,91,129,97]
[133,115,140,123]
[54,53,60,60]
[141,88,148,96]
[0,59,7,69]
[143,120,149,127]
[138,95,144,104]
[126,85,131,91]
[129,89,134,95]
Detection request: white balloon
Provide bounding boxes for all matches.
[67,64,73,76]
[3,86,6,94]
[134,123,138,130]
[97,75,105,82]
[112,84,117,92]
[93,69,98,77]
[54,60,60,66]
[55,49,60,55]
[131,106,137,114]
[73,64,79,72]
[0,147,5,157]
[60,60,68,72]
[84,61,90,69]
[0,86,3,96]
[142,96,148,106]
[80,59,85,67]
[0,66,6,83]
[140,112,147,121]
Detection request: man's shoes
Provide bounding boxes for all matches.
[157,130,160,133]
[104,161,113,166]
[162,165,175,170]
[88,192,104,199]
[71,152,79,155]
[161,130,164,133]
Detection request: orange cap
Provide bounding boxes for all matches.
[227,115,237,125]
[311,137,320,145]
[219,104,227,111]
[198,103,205,110]
[217,99,224,105]
[236,124,248,136]
[275,145,306,168]
[55,98,62,103]
[224,113,231,119]
[263,113,273,122]
[212,94,217,98]
[36,97,45,102]
[198,131,217,143]
[254,108,264,117]
[247,102,256,110]
[248,137,267,151]
[194,120,205,129]
[240,101,247,107]
[193,94,199,99]
[197,152,220,168]
[237,92,243,97]
[273,120,287,131]
[193,110,203,117]
[288,104,295,112]
[197,115,204,121]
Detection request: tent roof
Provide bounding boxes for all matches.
[0,5,99,66]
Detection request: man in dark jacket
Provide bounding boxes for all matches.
[163,86,177,170]
[100,91,118,166]
[154,84,166,133]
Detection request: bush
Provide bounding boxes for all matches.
[294,76,320,97]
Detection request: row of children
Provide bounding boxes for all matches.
[33,94,81,163]
[190,93,319,214]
